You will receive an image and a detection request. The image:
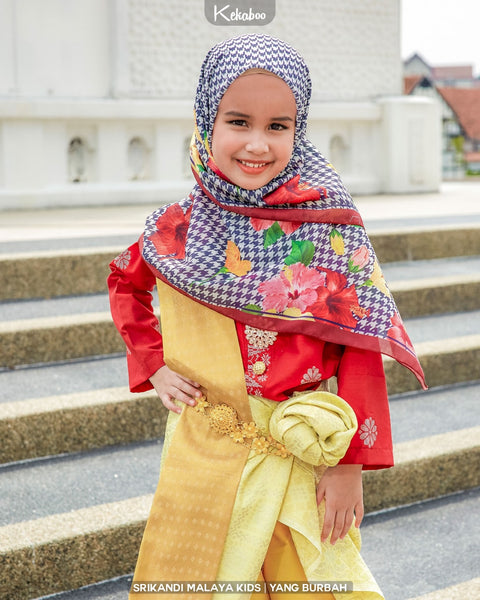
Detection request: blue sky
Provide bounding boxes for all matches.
[401,0,480,76]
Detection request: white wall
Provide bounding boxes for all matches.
[1,0,402,102]
[0,0,441,209]
[0,0,111,97]
[121,0,402,102]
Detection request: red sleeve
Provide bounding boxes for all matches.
[107,239,166,392]
[336,346,394,470]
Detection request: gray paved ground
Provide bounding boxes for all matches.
[361,486,480,600]
[381,255,480,282]
[1,379,477,528]
[34,488,480,600]
[0,290,159,322]
[0,354,127,403]
[36,576,132,600]
[0,440,162,526]
[1,181,480,254]
[402,310,480,344]
[0,236,136,254]
[1,255,478,322]
[389,380,480,443]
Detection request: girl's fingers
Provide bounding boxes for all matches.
[178,375,202,390]
[329,511,347,545]
[316,482,325,505]
[171,387,198,407]
[321,505,335,543]
[355,501,364,528]
[339,509,354,541]
[161,394,182,414]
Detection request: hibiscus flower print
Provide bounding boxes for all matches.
[258,263,326,314]
[359,417,377,448]
[264,174,327,206]
[148,203,192,260]
[308,269,360,329]
[250,218,302,235]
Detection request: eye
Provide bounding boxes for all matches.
[270,122,289,131]
[228,119,247,127]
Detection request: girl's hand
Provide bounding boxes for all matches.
[149,365,203,414]
[316,463,364,545]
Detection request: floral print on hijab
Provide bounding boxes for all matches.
[142,34,426,388]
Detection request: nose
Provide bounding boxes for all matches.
[245,132,269,154]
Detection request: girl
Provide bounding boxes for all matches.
[108,34,425,599]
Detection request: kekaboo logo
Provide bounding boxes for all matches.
[205,0,275,26]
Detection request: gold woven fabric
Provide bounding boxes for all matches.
[253,521,335,600]
[129,281,252,600]
[214,394,384,600]
[130,281,384,600]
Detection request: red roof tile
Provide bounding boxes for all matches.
[465,152,480,163]
[404,75,422,95]
[437,87,480,140]
[432,65,473,80]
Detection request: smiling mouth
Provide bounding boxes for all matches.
[237,159,269,169]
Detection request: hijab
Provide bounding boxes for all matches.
[141,34,426,388]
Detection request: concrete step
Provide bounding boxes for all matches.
[384,332,480,393]
[382,308,480,393]
[361,487,480,600]
[1,432,478,599]
[0,441,162,528]
[1,345,479,463]
[0,294,110,322]
[0,290,162,368]
[0,306,479,463]
[0,388,164,464]
[1,253,479,324]
[0,383,480,525]
[1,254,479,319]
[384,255,480,317]
[0,247,119,302]
[27,490,480,600]
[33,576,133,600]
[1,225,479,301]
[0,312,122,369]
[3,308,479,392]
[0,355,128,404]
[1,258,479,365]
[368,225,480,263]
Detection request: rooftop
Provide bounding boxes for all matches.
[437,87,480,140]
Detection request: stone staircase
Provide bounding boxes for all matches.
[0,222,479,600]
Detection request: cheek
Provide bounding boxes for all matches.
[279,135,295,168]
[211,120,234,160]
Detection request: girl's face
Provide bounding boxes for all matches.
[211,72,297,190]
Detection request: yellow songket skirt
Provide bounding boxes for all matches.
[144,394,385,600]
[129,280,385,599]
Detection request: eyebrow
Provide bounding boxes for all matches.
[223,110,294,122]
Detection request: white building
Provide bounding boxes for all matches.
[0,0,441,210]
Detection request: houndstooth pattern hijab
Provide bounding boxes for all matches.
[141,34,426,388]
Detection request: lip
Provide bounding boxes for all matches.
[236,159,271,175]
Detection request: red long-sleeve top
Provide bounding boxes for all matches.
[108,240,394,470]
